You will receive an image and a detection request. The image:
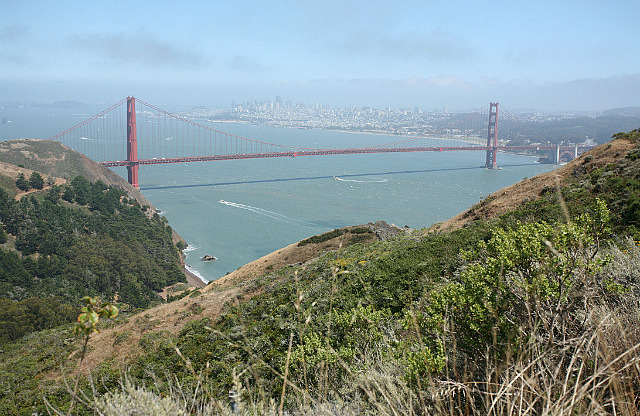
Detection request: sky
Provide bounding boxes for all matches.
[1,0,639,112]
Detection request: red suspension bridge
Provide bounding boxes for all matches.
[48,97,591,189]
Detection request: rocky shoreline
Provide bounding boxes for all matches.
[183,266,207,288]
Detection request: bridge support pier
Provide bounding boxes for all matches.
[126,97,139,189]
[485,102,498,169]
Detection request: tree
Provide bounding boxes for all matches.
[46,185,61,203]
[28,172,44,190]
[15,173,29,191]
[71,176,91,205]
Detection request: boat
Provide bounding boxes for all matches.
[201,255,217,262]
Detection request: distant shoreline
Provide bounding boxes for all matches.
[207,118,489,146]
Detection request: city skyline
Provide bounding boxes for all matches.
[1,0,639,112]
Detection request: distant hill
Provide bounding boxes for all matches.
[0,100,88,109]
[445,111,639,144]
[602,107,640,117]
[500,115,640,144]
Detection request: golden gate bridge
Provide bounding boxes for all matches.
[48,97,591,189]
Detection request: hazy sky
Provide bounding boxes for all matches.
[1,0,639,111]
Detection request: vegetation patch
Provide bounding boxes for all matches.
[297,226,374,247]
[0,176,185,344]
[297,228,346,246]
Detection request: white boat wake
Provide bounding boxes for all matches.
[333,176,388,183]
[219,199,316,227]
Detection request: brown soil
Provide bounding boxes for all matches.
[0,161,33,180]
[0,161,67,200]
[432,139,637,231]
[73,284,242,374]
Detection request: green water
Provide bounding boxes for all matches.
[133,123,554,282]
[0,108,555,282]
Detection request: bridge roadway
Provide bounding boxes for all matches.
[100,145,586,167]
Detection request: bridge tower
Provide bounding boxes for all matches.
[485,102,498,169]
[126,97,139,189]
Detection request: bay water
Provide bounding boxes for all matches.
[1,107,555,282]
[133,123,555,282]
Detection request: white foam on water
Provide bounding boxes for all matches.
[184,264,209,283]
[334,176,388,183]
[218,199,315,227]
[183,244,198,252]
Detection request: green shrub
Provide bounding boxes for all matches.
[298,229,345,246]
[28,172,44,190]
[412,199,612,376]
[15,173,29,191]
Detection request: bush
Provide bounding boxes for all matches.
[15,173,29,191]
[412,199,612,376]
[28,172,44,190]
[612,127,640,143]
[94,380,188,416]
[298,228,345,246]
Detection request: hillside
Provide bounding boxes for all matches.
[2,130,640,414]
[0,140,200,350]
[72,135,640,374]
[0,140,210,286]
[0,139,149,203]
[0,138,206,285]
[71,223,393,373]
[434,136,639,230]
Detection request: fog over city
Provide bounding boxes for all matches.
[1,0,639,112]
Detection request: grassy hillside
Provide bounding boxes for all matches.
[0,139,150,203]
[2,130,640,414]
[0,139,117,184]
